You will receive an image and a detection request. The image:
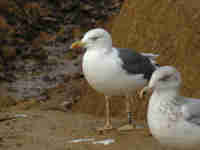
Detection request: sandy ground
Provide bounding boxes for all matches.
[0,105,166,150]
[0,73,166,150]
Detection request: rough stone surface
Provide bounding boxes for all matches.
[0,0,123,100]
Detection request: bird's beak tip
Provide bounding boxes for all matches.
[139,86,153,99]
[70,41,85,49]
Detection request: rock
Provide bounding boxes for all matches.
[0,0,123,101]
[1,46,16,59]
[60,101,73,110]
[80,3,94,11]
[0,16,11,30]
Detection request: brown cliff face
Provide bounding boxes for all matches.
[112,0,200,98]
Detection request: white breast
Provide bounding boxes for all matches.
[82,49,147,96]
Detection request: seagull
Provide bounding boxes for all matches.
[70,28,158,131]
[140,66,200,149]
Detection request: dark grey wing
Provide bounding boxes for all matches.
[117,48,156,80]
[182,98,200,126]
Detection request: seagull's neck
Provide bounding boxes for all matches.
[86,45,113,54]
[149,88,181,118]
[153,88,180,103]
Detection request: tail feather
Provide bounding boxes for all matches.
[140,52,160,68]
[140,53,159,59]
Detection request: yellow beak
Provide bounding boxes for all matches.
[139,86,153,99]
[70,41,86,49]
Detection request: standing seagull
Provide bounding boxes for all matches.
[71,28,158,131]
[140,66,200,149]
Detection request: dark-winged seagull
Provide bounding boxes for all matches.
[140,66,200,149]
[71,28,158,131]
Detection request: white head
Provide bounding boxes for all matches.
[149,66,182,91]
[71,28,112,50]
[140,66,182,97]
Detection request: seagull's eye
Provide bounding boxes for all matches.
[90,36,99,41]
[159,75,171,82]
